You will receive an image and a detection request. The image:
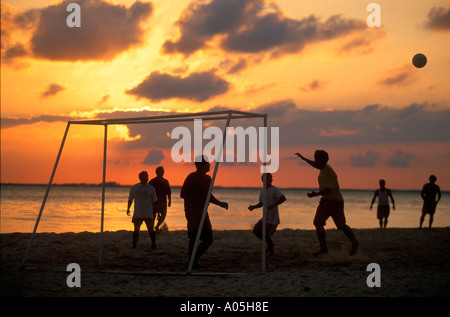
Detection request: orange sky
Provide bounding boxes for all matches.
[1,0,450,190]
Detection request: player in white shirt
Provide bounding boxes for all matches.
[127,171,158,249]
[370,179,395,228]
[249,173,286,255]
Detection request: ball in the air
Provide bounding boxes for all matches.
[412,53,427,68]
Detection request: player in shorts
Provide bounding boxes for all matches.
[127,171,158,249]
[180,156,228,269]
[420,175,441,229]
[248,173,286,255]
[295,150,359,256]
[149,166,172,232]
[370,179,395,228]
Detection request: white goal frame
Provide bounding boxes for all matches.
[22,110,270,274]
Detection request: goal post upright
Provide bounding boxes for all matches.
[186,111,233,274]
[99,124,108,267]
[262,114,268,273]
[21,122,71,268]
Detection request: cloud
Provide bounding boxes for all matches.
[109,101,450,152]
[2,43,28,62]
[97,94,110,105]
[126,70,230,102]
[378,65,417,88]
[40,83,65,98]
[162,0,252,56]
[425,6,450,31]
[256,100,450,146]
[2,102,449,151]
[337,28,386,55]
[350,151,379,167]
[386,150,415,168]
[162,0,366,57]
[142,149,165,165]
[0,3,37,65]
[223,58,249,74]
[2,0,153,62]
[0,114,76,129]
[299,80,327,92]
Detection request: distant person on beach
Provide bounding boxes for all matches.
[420,175,441,229]
[180,156,228,268]
[370,179,395,228]
[248,173,286,255]
[127,171,158,249]
[149,166,172,232]
[295,150,359,256]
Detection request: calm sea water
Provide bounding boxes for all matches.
[1,184,449,233]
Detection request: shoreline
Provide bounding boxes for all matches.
[2,227,450,297]
[1,225,450,235]
[3,182,444,193]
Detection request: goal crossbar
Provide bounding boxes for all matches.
[22,109,270,274]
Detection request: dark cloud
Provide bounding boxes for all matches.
[425,6,450,31]
[256,100,450,146]
[223,14,364,56]
[94,109,187,149]
[162,0,251,56]
[2,102,449,151]
[2,0,153,62]
[142,149,165,165]
[1,114,76,129]
[386,150,415,168]
[299,80,327,92]
[40,83,65,98]
[1,3,37,63]
[3,43,28,62]
[0,3,38,39]
[106,101,450,152]
[338,28,386,55]
[126,70,230,102]
[350,151,380,167]
[162,0,365,57]
[224,58,249,74]
[377,65,417,88]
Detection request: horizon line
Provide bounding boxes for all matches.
[1,182,438,192]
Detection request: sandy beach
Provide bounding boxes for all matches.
[1,227,450,298]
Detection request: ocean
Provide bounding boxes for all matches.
[1,184,449,233]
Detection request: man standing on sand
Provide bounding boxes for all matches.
[248,173,286,255]
[127,171,158,249]
[295,150,359,256]
[370,179,395,228]
[149,166,172,232]
[420,175,441,229]
[180,156,228,269]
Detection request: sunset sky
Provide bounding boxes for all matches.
[1,0,450,190]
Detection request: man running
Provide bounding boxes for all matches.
[295,150,359,256]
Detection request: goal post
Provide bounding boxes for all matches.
[21,109,270,273]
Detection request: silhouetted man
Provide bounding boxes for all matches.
[180,156,228,268]
[295,150,359,256]
[127,171,158,249]
[149,166,171,232]
[420,175,441,229]
[370,179,395,228]
[249,173,286,255]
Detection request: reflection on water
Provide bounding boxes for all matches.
[1,185,449,233]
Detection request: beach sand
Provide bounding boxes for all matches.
[1,228,450,297]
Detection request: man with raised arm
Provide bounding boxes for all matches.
[295,150,359,256]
